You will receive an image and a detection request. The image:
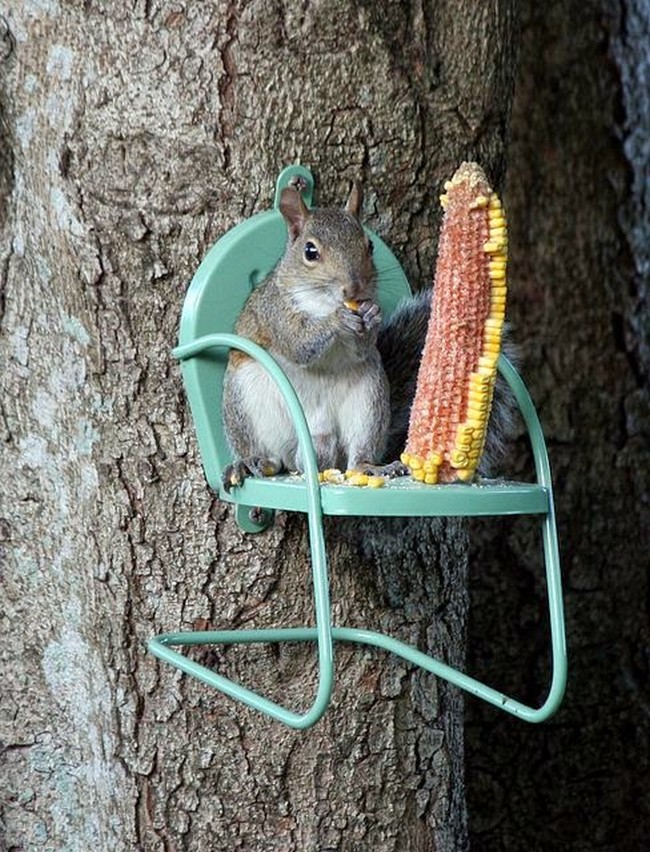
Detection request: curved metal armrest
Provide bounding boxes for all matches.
[497,354,567,718]
[168,333,334,729]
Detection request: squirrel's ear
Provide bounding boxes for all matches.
[280,187,309,241]
[345,181,363,218]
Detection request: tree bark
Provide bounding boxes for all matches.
[466,1,650,849]
[1,2,517,849]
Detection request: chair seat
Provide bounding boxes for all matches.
[227,474,550,517]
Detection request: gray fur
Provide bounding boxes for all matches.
[223,189,390,486]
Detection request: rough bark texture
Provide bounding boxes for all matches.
[466,1,649,849]
[0,2,518,850]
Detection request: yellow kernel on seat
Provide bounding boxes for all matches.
[347,473,369,487]
[424,473,438,485]
[318,472,325,483]
[455,468,474,482]
[344,299,360,311]
[323,468,344,484]
[412,468,426,482]
[367,475,386,488]
[344,469,361,479]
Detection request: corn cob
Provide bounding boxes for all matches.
[402,162,508,484]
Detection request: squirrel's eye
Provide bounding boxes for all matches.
[304,241,320,262]
[368,239,375,255]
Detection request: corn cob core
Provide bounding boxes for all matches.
[402,162,508,484]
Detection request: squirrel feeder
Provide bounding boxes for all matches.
[147,165,567,729]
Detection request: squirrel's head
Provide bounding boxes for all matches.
[279,182,376,304]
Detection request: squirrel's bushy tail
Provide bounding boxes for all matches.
[378,289,519,477]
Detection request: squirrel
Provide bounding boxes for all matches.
[222,183,515,490]
[222,182,392,488]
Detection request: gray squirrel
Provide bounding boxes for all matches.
[222,183,515,490]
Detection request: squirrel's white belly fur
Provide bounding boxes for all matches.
[234,353,384,470]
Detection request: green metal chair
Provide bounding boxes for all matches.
[148,165,567,728]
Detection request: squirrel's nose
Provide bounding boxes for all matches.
[343,271,368,300]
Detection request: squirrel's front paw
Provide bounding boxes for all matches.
[222,457,283,492]
[340,299,381,336]
[339,303,366,336]
[356,299,382,331]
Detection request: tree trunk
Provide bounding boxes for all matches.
[0,2,517,849]
[466,1,650,849]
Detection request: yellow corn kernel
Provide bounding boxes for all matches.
[488,268,506,281]
[449,449,469,469]
[344,469,361,479]
[366,475,386,488]
[409,455,424,470]
[344,299,360,312]
[347,473,369,487]
[412,468,426,482]
[456,423,475,439]
[424,473,438,485]
[400,452,411,466]
[483,241,501,254]
[469,194,490,209]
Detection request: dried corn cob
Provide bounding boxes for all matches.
[402,162,508,484]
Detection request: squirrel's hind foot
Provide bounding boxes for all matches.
[357,460,409,479]
[222,457,284,492]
